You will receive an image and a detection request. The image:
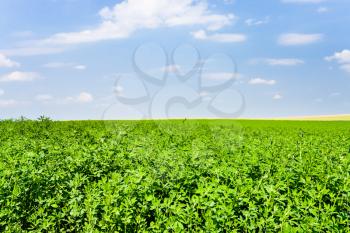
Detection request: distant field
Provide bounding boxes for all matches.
[0,119,349,232]
[275,114,350,121]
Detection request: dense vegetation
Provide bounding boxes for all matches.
[0,119,349,232]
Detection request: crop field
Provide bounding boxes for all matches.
[275,115,350,121]
[0,119,349,232]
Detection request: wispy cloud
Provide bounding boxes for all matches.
[273,93,283,100]
[278,33,323,46]
[317,7,329,13]
[202,72,239,80]
[249,78,276,85]
[245,17,270,26]
[281,0,326,3]
[43,62,71,68]
[0,99,19,107]
[192,30,246,43]
[0,99,29,107]
[44,62,87,70]
[35,94,54,103]
[263,58,304,66]
[74,65,86,70]
[0,47,64,57]
[161,65,181,73]
[35,92,94,104]
[0,53,20,68]
[65,92,94,104]
[0,71,40,82]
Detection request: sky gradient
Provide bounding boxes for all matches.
[0,0,349,120]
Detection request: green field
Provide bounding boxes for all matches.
[0,119,349,232]
[275,114,350,121]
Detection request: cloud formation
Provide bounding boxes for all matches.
[0,99,29,107]
[281,0,326,3]
[264,58,304,66]
[0,54,20,68]
[325,50,350,64]
[162,65,181,73]
[273,93,283,100]
[278,33,323,46]
[35,94,54,102]
[40,0,235,45]
[202,72,239,81]
[0,100,20,107]
[317,7,329,13]
[0,71,40,82]
[65,92,94,103]
[325,50,350,74]
[245,17,270,26]
[44,62,87,70]
[249,78,276,85]
[192,30,246,43]
[1,47,64,57]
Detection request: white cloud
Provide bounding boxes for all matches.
[0,89,4,96]
[1,47,64,57]
[162,64,181,73]
[114,85,124,96]
[35,94,54,102]
[0,71,40,82]
[317,7,329,13]
[43,62,70,68]
[44,62,87,70]
[202,72,239,81]
[66,92,94,103]
[192,30,246,43]
[74,65,86,70]
[278,33,323,46]
[273,93,283,100]
[0,54,20,68]
[282,0,326,3]
[2,0,236,55]
[39,0,235,45]
[245,17,270,26]
[264,58,304,66]
[325,50,350,74]
[77,92,94,103]
[35,92,94,104]
[325,50,350,64]
[249,78,276,85]
[0,99,29,107]
[0,99,19,107]
[199,91,209,97]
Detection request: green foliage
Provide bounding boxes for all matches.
[0,120,349,232]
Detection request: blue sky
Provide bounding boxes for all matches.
[0,0,349,120]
